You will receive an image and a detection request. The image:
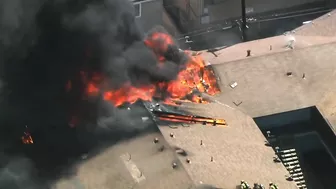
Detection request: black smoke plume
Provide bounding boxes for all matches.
[0,0,186,188]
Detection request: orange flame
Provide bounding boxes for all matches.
[75,32,220,107]
[22,132,33,144]
[144,32,174,62]
[103,83,156,107]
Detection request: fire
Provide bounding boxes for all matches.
[103,83,156,107]
[76,31,220,107]
[22,126,33,144]
[87,82,99,94]
[144,32,174,62]
[164,55,220,102]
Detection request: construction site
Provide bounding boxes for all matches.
[1,1,336,189]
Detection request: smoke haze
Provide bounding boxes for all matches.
[0,0,185,188]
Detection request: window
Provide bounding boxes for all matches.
[134,3,141,18]
[131,0,155,18]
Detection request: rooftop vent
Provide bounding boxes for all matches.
[246,49,251,57]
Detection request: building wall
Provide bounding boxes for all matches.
[253,107,312,130]
[134,0,180,35]
[295,132,324,153]
[134,0,164,32]
[311,107,336,163]
[163,0,201,32]
[189,0,202,15]
[253,107,336,162]
[162,9,181,36]
[189,0,325,28]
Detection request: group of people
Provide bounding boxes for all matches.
[240,180,278,189]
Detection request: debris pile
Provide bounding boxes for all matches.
[81,31,221,108]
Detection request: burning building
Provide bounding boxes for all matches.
[159,11,336,189]
[0,0,224,188]
[1,0,336,188]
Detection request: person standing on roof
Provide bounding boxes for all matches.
[269,182,278,189]
[253,183,264,189]
[240,180,250,189]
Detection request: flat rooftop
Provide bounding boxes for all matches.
[55,10,336,189]
[200,35,336,64]
[156,41,336,188]
[53,128,195,189]
[210,41,336,118]
[200,10,336,65]
[158,103,297,189]
[294,9,336,37]
[157,12,336,186]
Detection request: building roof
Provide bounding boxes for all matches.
[200,35,336,64]
[199,10,336,64]
[154,42,336,189]
[53,128,195,189]
[210,42,336,117]
[52,10,336,189]
[317,92,336,133]
[196,10,336,119]
[158,103,297,189]
[294,9,336,37]
[157,20,336,187]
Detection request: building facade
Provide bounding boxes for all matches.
[164,0,332,32]
[131,0,180,36]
